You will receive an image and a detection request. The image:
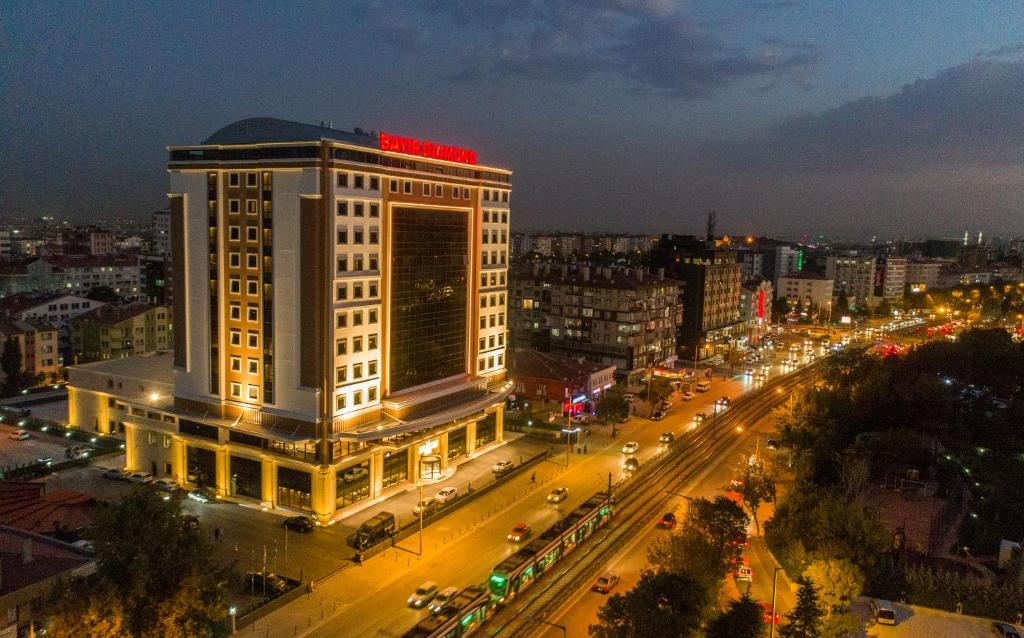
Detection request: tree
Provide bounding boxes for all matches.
[730,455,776,535]
[1,335,28,395]
[836,444,870,502]
[820,612,861,638]
[648,496,749,587]
[46,489,228,637]
[47,582,127,638]
[708,594,765,638]
[87,285,122,303]
[646,376,674,406]
[773,296,791,323]
[589,570,707,638]
[874,299,892,318]
[802,558,863,617]
[836,288,850,313]
[598,389,629,425]
[779,579,824,638]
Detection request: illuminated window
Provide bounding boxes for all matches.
[248,385,259,400]
[368,387,377,401]
[246,200,258,215]
[353,390,363,405]
[230,382,241,397]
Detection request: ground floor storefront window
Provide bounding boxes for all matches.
[475,413,497,448]
[447,426,466,460]
[230,455,261,500]
[382,449,408,489]
[277,466,312,512]
[337,460,370,508]
[186,446,216,488]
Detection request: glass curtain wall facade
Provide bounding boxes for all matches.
[389,208,468,392]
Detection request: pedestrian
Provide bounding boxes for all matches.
[214,527,222,542]
[530,471,536,484]
[956,601,963,614]
[584,444,588,454]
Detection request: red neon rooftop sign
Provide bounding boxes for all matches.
[379,131,477,165]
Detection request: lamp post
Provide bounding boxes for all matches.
[769,566,783,638]
[229,606,237,635]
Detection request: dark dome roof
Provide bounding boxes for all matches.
[202,117,378,146]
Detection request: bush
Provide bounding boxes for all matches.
[904,564,1024,621]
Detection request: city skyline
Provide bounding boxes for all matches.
[3,2,1024,237]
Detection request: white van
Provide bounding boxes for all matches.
[870,599,896,625]
[695,380,712,393]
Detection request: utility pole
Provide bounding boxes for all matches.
[769,566,783,638]
[418,477,424,556]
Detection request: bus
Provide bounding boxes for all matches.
[488,493,613,605]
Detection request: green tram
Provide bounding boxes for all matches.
[401,586,489,638]
[487,492,613,604]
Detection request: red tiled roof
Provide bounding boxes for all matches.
[0,482,96,535]
[72,302,156,325]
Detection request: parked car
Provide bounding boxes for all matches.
[245,571,287,597]
[658,432,674,444]
[283,516,316,533]
[428,586,460,613]
[342,466,368,482]
[680,391,695,401]
[9,430,30,441]
[71,539,94,553]
[570,414,589,424]
[36,456,54,466]
[492,459,514,474]
[657,512,677,529]
[103,468,129,480]
[765,439,780,450]
[153,477,177,492]
[407,582,439,608]
[187,488,213,503]
[591,572,619,594]
[413,498,437,516]
[621,441,640,454]
[547,487,569,503]
[127,472,154,484]
[507,522,531,542]
[181,514,200,529]
[735,565,753,581]
[65,446,91,459]
[434,487,458,504]
[651,411,665,421]
[992,622,1019,637]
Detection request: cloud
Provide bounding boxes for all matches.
[701,60,1024,174]
[365,1,820,98]
[975,43,1024,59]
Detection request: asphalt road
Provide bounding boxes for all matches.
[254,358,814,638]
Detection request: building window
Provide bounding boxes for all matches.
[336,312,347,328]
[247,279,258,296]
[248,358,258,374]
[228,172,240,187]
[247,253,258,269]
[229,199,240,214]
[389,179,398,193]
[337,255,347,273]
[369,203,379,218]
[336,339,347,356]
[434,184,442,197]
[336,366,347,383]
[337,228,348,244]
[352,310,363,326]
[337,172,348,188]
[229,277,241,294]
[381,448,407,489]
[369,282,378,297]
[246,200,258,215]
[369,309,378,324]
[403,181,411,194]
[462,187,470,199]
[230,356,241,372]
[368,387,377,401]
[353,390,363,405]
[248,385,258,400]
[369,254,378,271]
[352,363,363,379]
[337,284,347,301]
[246,172,257,187]
[422,182,430,196]
[230,382,241,397]
[353,336,363,353]
[369,176,379,191]
[354,202,364,217]
[230,329,241,346]
[337,201,348,216]
[354,228,364,244]
[229,226,240,241]
[369,228,378,244]
[247,332,258,348]
[246,227,257,242]
[354,174,364,189]
[368,360,377,376]
[229,303,241,320]
[368,334,378,350]
[336,394,347,411]
[247,305,258,322]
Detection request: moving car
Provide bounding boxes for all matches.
[651,410,666,421]
[428,586,460,613]
[759,602,780,625]
[570,414,589,424]
[591,572,619,593]
[693,412,707,425]
[36,456,53,466]
[413,498,437,516]
[283,516,315,533]
[621,441,640,454]
[547,487,569,503]
[407,581,439,608]
[187,488,213,503]
[434,487,458,504]
[695,380,712,392]
[507,523,531,542]
[735,565,753,581]
[680,391,695,401]
[492,459,514,474]
[658,432,674,444]
[9,430,30,441]
[716,396,731,410]
[744,368,754,376]
[657,512,676,529]
[623,457,640,474]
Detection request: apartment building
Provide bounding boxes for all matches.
[0,317,59,383]
[510,264,682,383]
[70,302,170,362]
[0,293,106,363]
[876,257,907,302]
[778,272,835,313]
[739,279,774,346]
[826,254,876,309]
[67,117,512,521]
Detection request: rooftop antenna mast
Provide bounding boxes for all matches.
[706,210,717,244]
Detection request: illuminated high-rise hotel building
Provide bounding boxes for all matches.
[68,118,512,520]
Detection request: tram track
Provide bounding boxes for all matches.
[487,362,822,637]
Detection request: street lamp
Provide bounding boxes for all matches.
[229,606,237,635]
[769,566,783,638]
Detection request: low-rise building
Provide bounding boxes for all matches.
[739,280,774,347]
[0,524,95,638]
[905,260,944,293]
[510,349,616,410]
[778,272,835,314]
[0,318,59,384]
[0,293,106,364]
[70,302,171,363]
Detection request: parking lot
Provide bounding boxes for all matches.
[851,598,1017,637]
[0,421,83,470]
